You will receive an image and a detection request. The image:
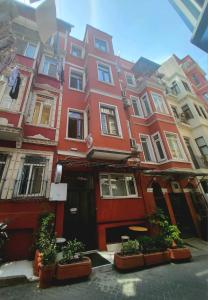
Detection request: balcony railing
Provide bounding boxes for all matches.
[13,179,48,198]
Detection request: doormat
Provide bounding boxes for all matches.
[84,252,111,268]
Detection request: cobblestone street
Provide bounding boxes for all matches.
[1,242,208,300]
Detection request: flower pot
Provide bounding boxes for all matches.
[168,247,192,262]
[163,250,171,263]
[144,251,167,266]
[56,257,92,281]
[33,250,42,277]
[114,253,144,271]
[39,264,55,289]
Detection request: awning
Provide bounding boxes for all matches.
[143,168,208,178]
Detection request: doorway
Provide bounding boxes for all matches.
[169,193,196,238]
[152,181,170,219]
[63,173,97,250]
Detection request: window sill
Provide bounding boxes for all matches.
[101,133,123,139]
[101,195,138,199]
[38,72,59,81]
[98,80,114,86]
[65,137,86,143]
[0,107,20,114]
[26,123,55,129]
[131,115,145,119]
[68,87,85,93]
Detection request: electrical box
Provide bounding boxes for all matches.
[49,183,67,201]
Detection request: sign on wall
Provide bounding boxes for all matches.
[49,183,67,201]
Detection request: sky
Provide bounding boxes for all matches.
[18,0,208,73]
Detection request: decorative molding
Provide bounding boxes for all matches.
[57,150,86,158]
[33,83,61,94]
[23,138,57,146]
[27,134,49,140]
[89,88,122,100]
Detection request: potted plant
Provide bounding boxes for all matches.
[114,239,144,271]
[38,239,57,288]
[56,239,92,281]
[138,235,170,266]
[33,213,55,277]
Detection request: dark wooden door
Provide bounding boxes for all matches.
[169,192,196,237]
[152,181,170,219]
[63,174,96,250]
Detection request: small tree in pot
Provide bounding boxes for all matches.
[114,239,144,271]
[56,239,92,281]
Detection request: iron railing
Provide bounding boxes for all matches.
[13,179,48,198]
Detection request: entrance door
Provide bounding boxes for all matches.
[169,193,196,237]
[63,174,97,250]
[152,181,170,219]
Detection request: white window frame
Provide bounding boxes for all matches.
[39,54,58,78]
[70,43,84,58]
[125,72,136,87]
[66,108,87,141]
[16,38,38,59]
[16,156,48,197]
[165,131,186,161]
[31,93,55,128]
[130,95,144,117]
[151,132,167,162]
[99,102,122,138]
[94,37,109,53]
[97,61,114,85]
[151,92,169,114]
[140,93,152,117]
[140,134,156,162]
[99,173,138,199]
[69,67,85,91]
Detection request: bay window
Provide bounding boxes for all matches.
[100,174,137,198]
[152,133,166,161]
[16,38,37,59]
[141,94,151,117]
[131,96,143,117]
[42,56,58,77]
[141,135,155,162]
[151,93,168,114]
[32,95,53,126]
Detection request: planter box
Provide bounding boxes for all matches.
[114,253,144,271]
[168,247,192,262]
[33,250,42,277]
[144,251,170,266]
[56,257,92,280]
[39,264,55,289]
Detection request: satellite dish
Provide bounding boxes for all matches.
[54,164,62,183]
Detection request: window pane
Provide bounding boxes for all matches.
[25,43,36,58]
[126,75,134,85]
[167,134,183,159]
[68,111,83,139]
[40,104,51,125]
[48,63,57,77]
[19,165,30,195]
[0,154,7,180]
[32,102,41,125]
[100,175,110,196]
[71,46,82,57]
[70,71,83,90]
[101,113,108,134]
[110,175,127,197]
[98,65,111,83]
[16,39,27,56]
[141,137,152,161]
[108,115,118,135]
[132,99,141,116]
[95,38,107,52]
[29,166,44,194]
[126,176,136,195]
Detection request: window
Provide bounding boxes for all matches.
[97,63,112,83]
[152,133,166,161]
[100,174,137,198]
[199,106,207,119]
[151,93,168,114]
[171,81,180,95]
[195,137,208,156]
[141,135,155,162]
[126,74,135,86]
[171,106,179,119]
[0,154,7,181]
[42,56,58,77]
[17,156,47,197]
[192,74,200,86]
[32,95,53,126]
[95,38,108,52]
[16,39,37,59]
[100,105,119,136]
[70,70,84,91]
[194,104,202,117]
[68,110,84,139]
[166,133,184,160]
[184,137,200,169]
[141,94,151,117]
[131,96,143,117]
[181,104,194,119]
[182,80,191,92]
[203,92,208,101]
[71,45,83,58]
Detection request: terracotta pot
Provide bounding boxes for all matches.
[168,247,192,262]
[114,253,144,271]
[39,264,56,289]
[56,257,92,281]
[144,251,169,266]
[33,250,43,277]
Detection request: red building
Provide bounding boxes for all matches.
[0,2,207,260]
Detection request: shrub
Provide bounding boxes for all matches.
[121,240,140,256]
[35,213,56,252]
[41,240,57,266]
[60,239,85,265]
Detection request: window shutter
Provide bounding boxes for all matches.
[101,113,108,134]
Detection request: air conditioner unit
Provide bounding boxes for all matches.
[123,98,131,108]
[130,139,142,152]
